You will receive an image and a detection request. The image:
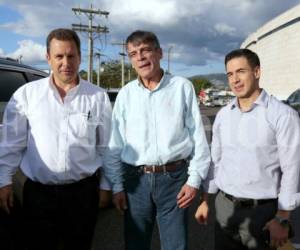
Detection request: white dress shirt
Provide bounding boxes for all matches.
[0,76,112,187]
[204,90,300,210]
[104,73,211,193]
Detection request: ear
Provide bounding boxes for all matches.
[157,47,163,59]
[46,53,51,64]
[254,66,261,80]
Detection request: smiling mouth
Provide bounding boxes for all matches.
[234,85,244,92]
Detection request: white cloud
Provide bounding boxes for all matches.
[0,0,299,69]
[0,1,77,37]
[6,40,46,64]
[214,23,236,36]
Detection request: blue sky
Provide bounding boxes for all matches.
[0,0,299,77]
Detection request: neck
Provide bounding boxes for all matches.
[52,75,78,100]
[238,88,262,111]
[140,69,163,90]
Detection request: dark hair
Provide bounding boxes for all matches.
[126,30,160,50]
[46,28,81,56]
[225,48,260,69]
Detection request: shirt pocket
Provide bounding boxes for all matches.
[69,112,98,139]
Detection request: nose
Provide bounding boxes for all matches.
[136,51,145,61]
[62,55,70,66]
[232,73,240,83]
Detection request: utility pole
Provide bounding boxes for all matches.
[72,4,109,83]
[112,41,126,87]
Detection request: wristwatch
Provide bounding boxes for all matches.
[274,215,290,228]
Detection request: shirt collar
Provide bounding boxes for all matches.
[49,74,81,98]
[253,89,269,108]
[137,69,168,91]
[230,89,269,110]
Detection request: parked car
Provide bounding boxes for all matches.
[0,57,48,129]
[0,57,48,249]
[285,88,300,116]
[106,87,120,107]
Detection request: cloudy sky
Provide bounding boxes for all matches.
[0,0,299,76]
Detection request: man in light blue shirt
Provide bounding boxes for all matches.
[104,30,210,250]
[195,49,300,250]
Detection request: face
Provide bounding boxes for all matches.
[226,57,260,99]
[127,42,162,81]
[46,38,81,86]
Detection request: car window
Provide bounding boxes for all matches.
[0,69,27,123]
[28,73,48,82]
[0,69,27,101]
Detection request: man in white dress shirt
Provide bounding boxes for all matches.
[0,28,111,250]
[195,49,300,249]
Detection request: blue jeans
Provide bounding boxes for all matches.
[123,161,188,250]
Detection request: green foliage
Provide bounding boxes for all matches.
[190,77,212,94]
[79,60,137,88]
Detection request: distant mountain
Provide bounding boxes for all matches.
[189,73,228,87]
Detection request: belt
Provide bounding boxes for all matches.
[26,172,99,190]
[220,191,277,208]
[141,159,186,173]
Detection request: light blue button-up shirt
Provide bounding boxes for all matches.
[204,89,300,210]
[104,73,211,193]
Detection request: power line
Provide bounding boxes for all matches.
[72,4,109,83]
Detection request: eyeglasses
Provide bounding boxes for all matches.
[127,46,156,59]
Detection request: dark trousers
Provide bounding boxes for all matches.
[0,197,24,250]
[23,175,99,250]
[214,191,277,250]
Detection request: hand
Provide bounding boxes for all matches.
[177,184,198,208]
[195,199,209,225]
[0,185,14,214]
[112,191,127,215]
[264,218,289,248]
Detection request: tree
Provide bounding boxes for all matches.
[190,77,212,95]
[79,60,137,89]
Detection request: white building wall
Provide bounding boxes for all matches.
[241,5,300,100]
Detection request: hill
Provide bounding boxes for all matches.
[189,73,227,87]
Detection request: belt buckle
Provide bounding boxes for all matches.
[152,165,156,173]
[144,165,155,173]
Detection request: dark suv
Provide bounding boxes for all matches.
[0,57,48,250]
[286,88,300,116]
[0,57,48,125]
